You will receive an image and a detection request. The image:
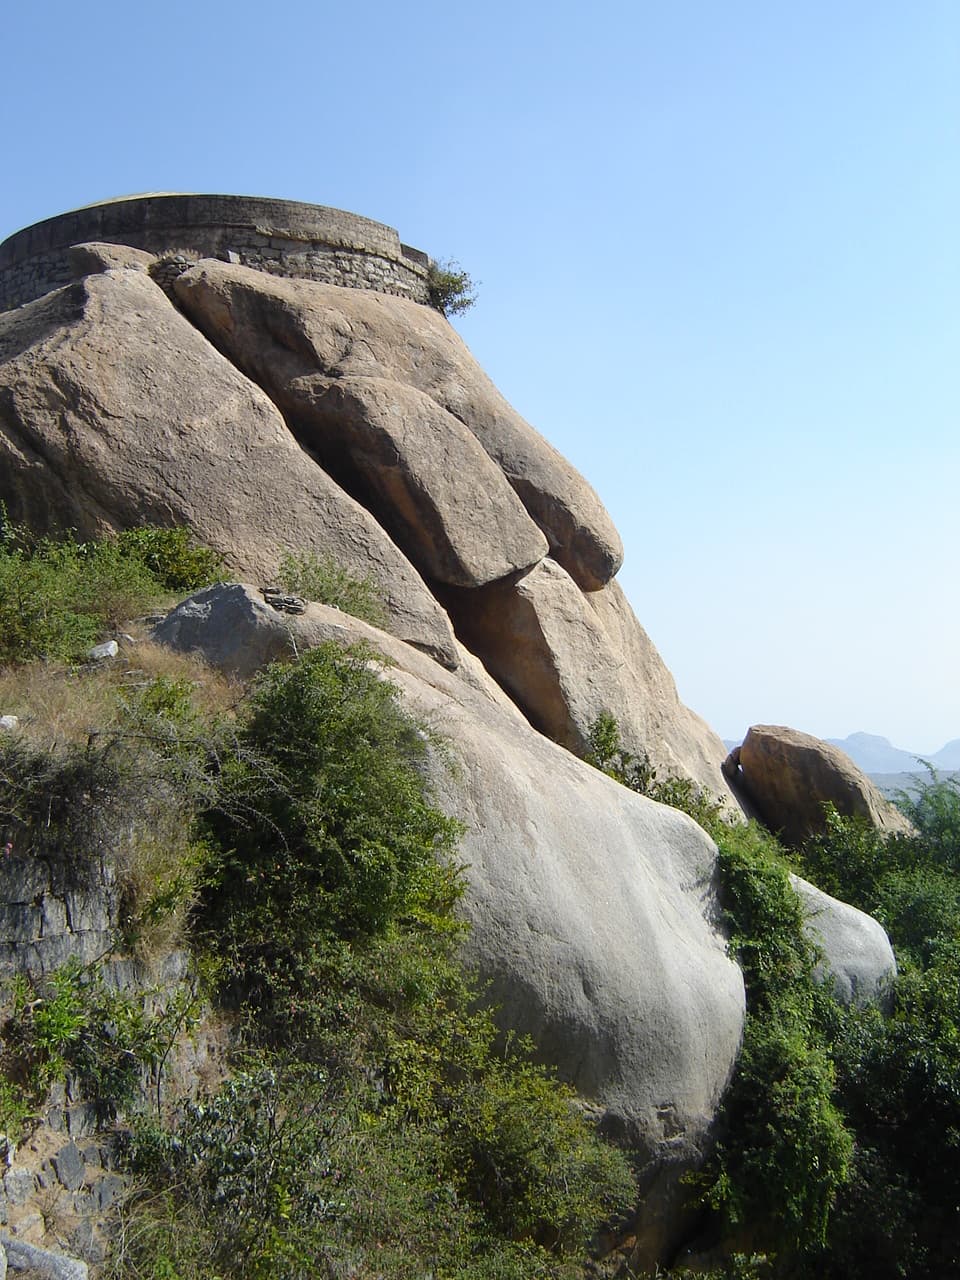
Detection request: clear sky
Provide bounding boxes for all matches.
[3,1,957,752]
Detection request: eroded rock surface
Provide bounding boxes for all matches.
[0,270,457,667]
[442,559,731,799]
[726,724,914,847]
[172,260,623,590]
[156,584,746,1185]
[791,875,897,1006]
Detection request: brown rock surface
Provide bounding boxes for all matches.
[442,558,732,799]
[260,373,548,587]
[66,241,156,277]
[729,724,915,847]
[0,270,457,667]
[172,260,623,589]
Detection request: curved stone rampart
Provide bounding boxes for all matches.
[0,193,432,312]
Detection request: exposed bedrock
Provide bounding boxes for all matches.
[0,268,457,667]
[171,259,624,590]
[155,583,747,1259]
[441,557,732,800]
[726,724,915,848]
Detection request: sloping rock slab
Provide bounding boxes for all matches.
[729,724,914,848]
[791,875,897,1006]
[442,558,733,801]
[0,269,457,668]
[154,584,745,1192]
[271,373,548,587]
[173,260,623,589]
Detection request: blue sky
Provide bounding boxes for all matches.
[3,1,958,751]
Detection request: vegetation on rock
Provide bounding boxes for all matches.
[277,550,388,628]
[588,712,960,1279]
[0,528,634,1279]
[427,257,478,317]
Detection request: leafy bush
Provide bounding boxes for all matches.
[108,648,635,1278]
[0,961,198,1136]
[115,525,225,592]
[704,821,852,1257]
[585,710,726,830]
[0,522,222,664]
[277,551,387,627]
[198,643,463,1009]
[427,258,478,317]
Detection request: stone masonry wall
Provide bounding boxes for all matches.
[0,194,432,312]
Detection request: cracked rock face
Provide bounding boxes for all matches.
[0,269,457,668]
[172,260,624,591]
[0,238,749,1264]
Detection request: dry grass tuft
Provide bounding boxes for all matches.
[0,639,241,749]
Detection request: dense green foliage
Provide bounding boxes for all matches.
[587,713,960,1278]
[277,551,387,627]
[0,519,222,664]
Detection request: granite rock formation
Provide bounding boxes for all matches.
[0,238,731,799]
[154,582,746,1259]
[725,724,914,848]
[791,875,897,1006]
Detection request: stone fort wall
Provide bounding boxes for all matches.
[0,193,433,312]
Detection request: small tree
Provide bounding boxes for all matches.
[427,258,477,317]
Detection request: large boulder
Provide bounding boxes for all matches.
[791,875,897,1006]
[726,724,914,847]
[441,558,732,800]
[0,269,457,668]
[172,260,623,590]
[154,583,746,1254]
[264,373,549,587]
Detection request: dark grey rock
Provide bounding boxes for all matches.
[53,1143,84,1193]
[2,1236,88,1278]
[92,1173,124,1211]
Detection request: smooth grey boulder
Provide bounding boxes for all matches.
[442,558,734,801]
[0,269,457,668]
[792,875,897,1006]
[154,585,746,1214]
[728,724,914,848]
[173,260,623,590]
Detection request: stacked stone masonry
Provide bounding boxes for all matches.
[0,854,118,976]
[0,194,432,312]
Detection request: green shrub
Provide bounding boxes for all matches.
[116,525,225,592]
[198,643,463,1007]
[584,710,726,830]
[277,551,387,627]
[0,523,222,664]
[893,766,960,870]
[0,961,199,1135]
[427,258,478,317]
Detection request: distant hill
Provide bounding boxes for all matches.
[825,733,924,774]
